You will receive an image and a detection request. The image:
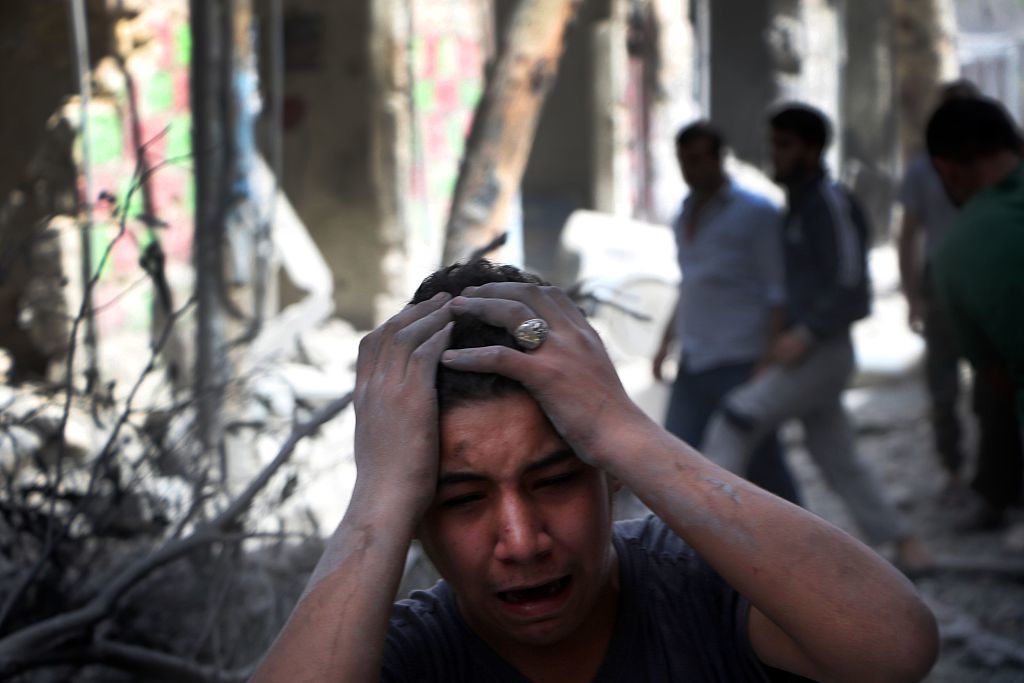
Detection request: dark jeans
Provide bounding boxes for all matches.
[664,358,802,505]
[923,276,1022,509]
[972,371,1024,511]
[923,297,965,473]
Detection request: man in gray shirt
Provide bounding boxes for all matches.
[653,121,800,504]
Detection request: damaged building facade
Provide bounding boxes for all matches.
[1,0,991,386]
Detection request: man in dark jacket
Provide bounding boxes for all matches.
[702,104,932,571]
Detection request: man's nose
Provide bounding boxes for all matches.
[493,494,552,564]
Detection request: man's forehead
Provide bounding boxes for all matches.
[436,449,578,489]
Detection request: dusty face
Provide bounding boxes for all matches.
[677,137,724,194]
[417,392,619,651]
[770,128,819,185]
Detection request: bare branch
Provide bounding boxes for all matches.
[0,296,195,631]
[0,391,353,674]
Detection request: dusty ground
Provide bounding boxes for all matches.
[606,245,1024,681]
[617,365,1024,682]
[821,374,1024,682]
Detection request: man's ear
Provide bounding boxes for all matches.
[931,156,956,178]
[804,145,825,168]
[930,156,967,205]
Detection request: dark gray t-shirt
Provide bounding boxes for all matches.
[381,515,768,682]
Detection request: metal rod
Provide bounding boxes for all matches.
[251,0,284,337]
[67,0,99,390]
[191,0,228,453]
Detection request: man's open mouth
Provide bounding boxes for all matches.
[497,576,571,604]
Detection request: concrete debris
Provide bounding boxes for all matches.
[1005,522,1024,554]
[295,319,360,380]
[18,221,69,360]
[931,599,1024,670]
[245,154,335,372]
[0,425,43,471]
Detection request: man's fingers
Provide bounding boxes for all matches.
[448,296,539,334]
[356,292,451,383]
[460,282,568,320]
[390,301,455,354]
[440,345,531,382]
[408,320,455,382]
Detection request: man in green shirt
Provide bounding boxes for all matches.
[928,96,1024,528]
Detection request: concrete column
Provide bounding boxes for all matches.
[711,0,843,172]
[368,0,414,323]
[591,12,631,217]
[648,0,700,224]
[893,0,960,162]
[796,0,843,171]
[843,0,898,240]
[709,0,773,168]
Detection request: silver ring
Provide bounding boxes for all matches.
[513,318,549,351]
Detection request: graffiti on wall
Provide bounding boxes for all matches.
[79,5,193,337]
[408,0,487,261]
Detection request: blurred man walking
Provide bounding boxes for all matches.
[653,121,800,504]
[702,104,932,571]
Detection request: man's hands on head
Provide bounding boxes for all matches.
[440,283,650,466]
[352,291,454,519]
[251,293,455,683]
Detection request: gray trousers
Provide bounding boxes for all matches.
[702,333,910,545]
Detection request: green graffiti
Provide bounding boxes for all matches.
[442,172,457,196]
[85,109,123,166]
[175,22,192,67]
[431,171,456,200]
[446,119,465,155]
[117,178,145,226]
[138,227,154,252]
[166,114,192,159]
[89,223,117,278]
[414,81,435,111]
[437,37,456,78]
[142,71,174,115]
[460,81,482,108]
[411,36,425,71]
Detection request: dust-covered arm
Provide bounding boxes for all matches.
[251,294,454,683]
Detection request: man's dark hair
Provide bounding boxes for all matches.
[675,121,725,157]
[939,78,979,102]
[926,96,1023,163]
[411,259,547,412]
[769,103,832,151]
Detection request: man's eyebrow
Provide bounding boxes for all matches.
[436,449,578,489]
[436,472,487,489]
[522,449,576,474]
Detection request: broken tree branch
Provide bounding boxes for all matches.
[0,391,353,675]
[442,0,582,264]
